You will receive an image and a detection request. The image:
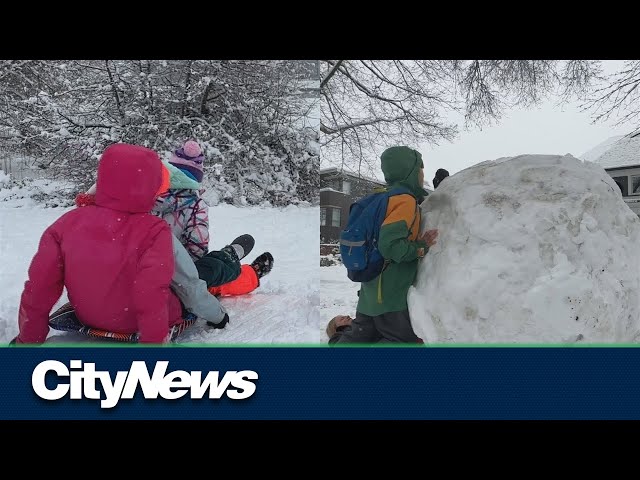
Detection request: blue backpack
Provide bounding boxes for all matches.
[339,186,416,283]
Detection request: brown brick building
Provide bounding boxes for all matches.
[320,167,387,242]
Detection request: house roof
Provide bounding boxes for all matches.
[581,134,640,169]
[320,167,434,192]
[320,167,386,186]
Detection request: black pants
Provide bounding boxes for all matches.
[329,309,422,344]
[194,250,242,288]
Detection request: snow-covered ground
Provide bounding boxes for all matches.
[319,265,360,325]
[0,203,322,344]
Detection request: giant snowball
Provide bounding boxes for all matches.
[407,154,640,343]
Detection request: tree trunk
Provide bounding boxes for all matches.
[105,60,124,122]
[181,60,192,117]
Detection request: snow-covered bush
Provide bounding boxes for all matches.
[0,60,319,206]
[0,177,76,208]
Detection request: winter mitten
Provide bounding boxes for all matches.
[251,252,274,278]
[206,313,230,329]
[221,234,255,263]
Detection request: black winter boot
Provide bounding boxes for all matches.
[221,234,255,262]
[251,252,274,278]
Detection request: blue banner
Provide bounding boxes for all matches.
[2,346,640,420]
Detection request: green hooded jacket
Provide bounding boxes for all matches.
[356,146,429,316]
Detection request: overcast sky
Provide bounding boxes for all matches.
[322,60,635,188]
[420,60,630,188]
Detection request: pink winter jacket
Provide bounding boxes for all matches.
[17,144,184,344]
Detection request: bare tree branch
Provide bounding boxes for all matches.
[321,60,610,173]
[321,60,343,89]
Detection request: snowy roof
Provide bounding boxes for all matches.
[320,167,386,186]
[320,187,346,194]
[321,166,434,192]
[580,134,640,169]
[580,135,624,163]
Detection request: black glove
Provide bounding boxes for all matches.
[207,313,229,329]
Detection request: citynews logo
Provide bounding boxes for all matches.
[32,360,258,409]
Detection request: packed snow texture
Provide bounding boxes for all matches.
[0,204,321,344]
[407,154,640,343]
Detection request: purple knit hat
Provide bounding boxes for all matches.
[169,140,205,183]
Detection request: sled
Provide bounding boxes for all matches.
[47,302,197,344]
